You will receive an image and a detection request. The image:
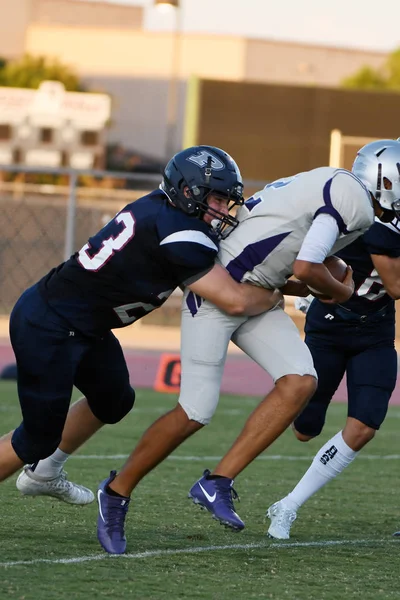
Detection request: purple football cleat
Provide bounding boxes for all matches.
[188,469,244,531]
[97,470,130,554]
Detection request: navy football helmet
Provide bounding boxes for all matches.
[160,145,244,237]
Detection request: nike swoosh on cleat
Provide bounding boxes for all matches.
[97,489,106,523]
[198,482,216,503]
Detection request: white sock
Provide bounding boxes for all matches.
[281,431,358,512]
[32,449,70,479]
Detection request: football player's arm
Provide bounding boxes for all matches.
[187,263,283,316]
[371,254,400,299]
[292,213,354,303]
[280,278,310,297]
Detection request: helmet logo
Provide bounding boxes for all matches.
[186,150,225,171]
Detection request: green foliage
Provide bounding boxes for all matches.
[0,54,84,91]
[341,46,400,91]
[385,48,400,89]
[342,66,388,90]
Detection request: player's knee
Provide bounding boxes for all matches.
[91,385,136,424]
[291,423,316,443]
[277,374,317,406]
[299,374,318,399]
[11,427,61,464]
[179,400,213,425]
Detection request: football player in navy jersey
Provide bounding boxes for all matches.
[0,145,282,504]
[267,141,400,539]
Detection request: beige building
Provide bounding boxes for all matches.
[1,0,389,160]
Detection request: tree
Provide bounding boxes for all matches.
[341,47,400,91]
[0,54,85,91]
[385,48,400,89]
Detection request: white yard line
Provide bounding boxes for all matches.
[70,453,400,461]
[0,538,398,568]
[0,404,399,416]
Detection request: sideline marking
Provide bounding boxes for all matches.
[0,538,398,568]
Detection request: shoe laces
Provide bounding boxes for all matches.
[105,499,129,533]
[52,471,86,496]
[275,505,296,526]
[49,470,71,490]
[216,479,240,508]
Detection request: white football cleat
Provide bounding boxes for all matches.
[16,466,94,505]
[266,500,297,539]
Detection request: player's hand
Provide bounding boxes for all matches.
[343,265,355,287]
[267,288,284,310]
[319,266,354,304]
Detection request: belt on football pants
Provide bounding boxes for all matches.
[334,304,390,324]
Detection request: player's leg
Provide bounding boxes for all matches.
[3,286,87,486]
[0,432,24,480]
[20,332,133,507]
[189,307,317,530]
[62,332,136,554]
[64,332,135,456]
[98,300,244,553]
[54,396,105,453]
[345,332,397,541]
[30,396,104,480]
[266,334,347,538]
[268,342,396,539]
[319,343,397,506]
[214,307,317,476]
[0,289,39,479]
[110,300,243,496]
[13,369,96,503]
[344,344,396,448]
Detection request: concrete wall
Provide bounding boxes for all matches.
[25,26,245,79]
[30,0,143,29]
[0,0,31,58]
[245,39,386,86]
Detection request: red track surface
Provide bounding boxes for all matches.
[0,341,399,404]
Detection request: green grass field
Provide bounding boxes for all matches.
[0,380,399,599]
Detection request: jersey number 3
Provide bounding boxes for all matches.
[77,211,172,325]
[77,211,135,271]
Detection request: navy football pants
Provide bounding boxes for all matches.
[294,300,397,436]
[9,285,135,463]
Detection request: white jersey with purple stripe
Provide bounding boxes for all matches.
[217,167,374,288]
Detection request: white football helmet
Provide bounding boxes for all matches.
[352,138,400,219]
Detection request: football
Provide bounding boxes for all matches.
[308,255,348,299]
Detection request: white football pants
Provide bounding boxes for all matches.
[179,292,317,424]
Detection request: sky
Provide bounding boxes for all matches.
[91,0,400,53]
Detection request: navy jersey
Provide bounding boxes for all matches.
[336,221,400,314]
[39,190,219,336]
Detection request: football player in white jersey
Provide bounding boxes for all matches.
[96,140,400,551]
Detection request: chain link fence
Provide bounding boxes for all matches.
[0,166,273,325]
[0,166,162,315]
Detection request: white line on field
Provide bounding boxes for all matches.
[71,453,400,461]
[0,538,398,568]
[0,403,399,416]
